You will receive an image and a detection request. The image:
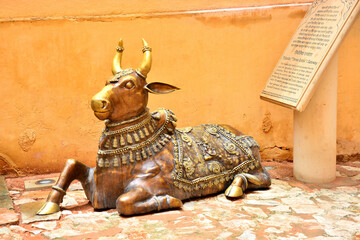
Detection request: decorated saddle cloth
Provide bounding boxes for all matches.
[172,124,260,191]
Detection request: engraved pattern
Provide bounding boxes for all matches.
[111,69,135,82]
[223,142,238,155]
[183,157,195,177]
[195,137,217,161]
[181,133,192,146]
[177,127,193,133]
[103,113,153,136]
[105,110,149,128]
[172,124,260,191]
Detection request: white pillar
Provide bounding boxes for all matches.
[293,53,338,183]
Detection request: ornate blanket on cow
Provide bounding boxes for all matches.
[173,124,260,191]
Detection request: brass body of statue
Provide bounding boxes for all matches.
[37,39,271,216]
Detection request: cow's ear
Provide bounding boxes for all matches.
[144,82,180,94]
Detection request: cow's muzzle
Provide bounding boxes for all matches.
[91,97,112,120]
[91,86,113,120]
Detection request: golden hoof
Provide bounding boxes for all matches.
[36,202,60,215]
[243,173,262,185]
[225,185,244,198]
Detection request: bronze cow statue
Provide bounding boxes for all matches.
[38,39,271,216]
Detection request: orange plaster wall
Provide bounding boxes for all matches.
[0,1,359,173]
[337,16,360,158]
[0,0,311,19]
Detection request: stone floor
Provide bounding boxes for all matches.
[0,161,360,240]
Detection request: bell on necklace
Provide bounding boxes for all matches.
[120,135,126,146]
[127,134,133,145]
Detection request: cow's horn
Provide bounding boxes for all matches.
[136,39,152,78]
[112,39,124,75]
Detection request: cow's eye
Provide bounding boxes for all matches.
[125,81,134,89]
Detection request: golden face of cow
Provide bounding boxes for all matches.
[91,39,179,122]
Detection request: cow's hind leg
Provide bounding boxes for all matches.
[225,170,271,198]
[116,188,182,216]
[37,159,91,215]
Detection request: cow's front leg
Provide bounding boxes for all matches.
[116,187,182,216]
[37,159,91,215]
[225,170,271,198]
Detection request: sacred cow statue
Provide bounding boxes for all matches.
[38,39,271,216]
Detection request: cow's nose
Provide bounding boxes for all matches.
[91,98,111,112]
